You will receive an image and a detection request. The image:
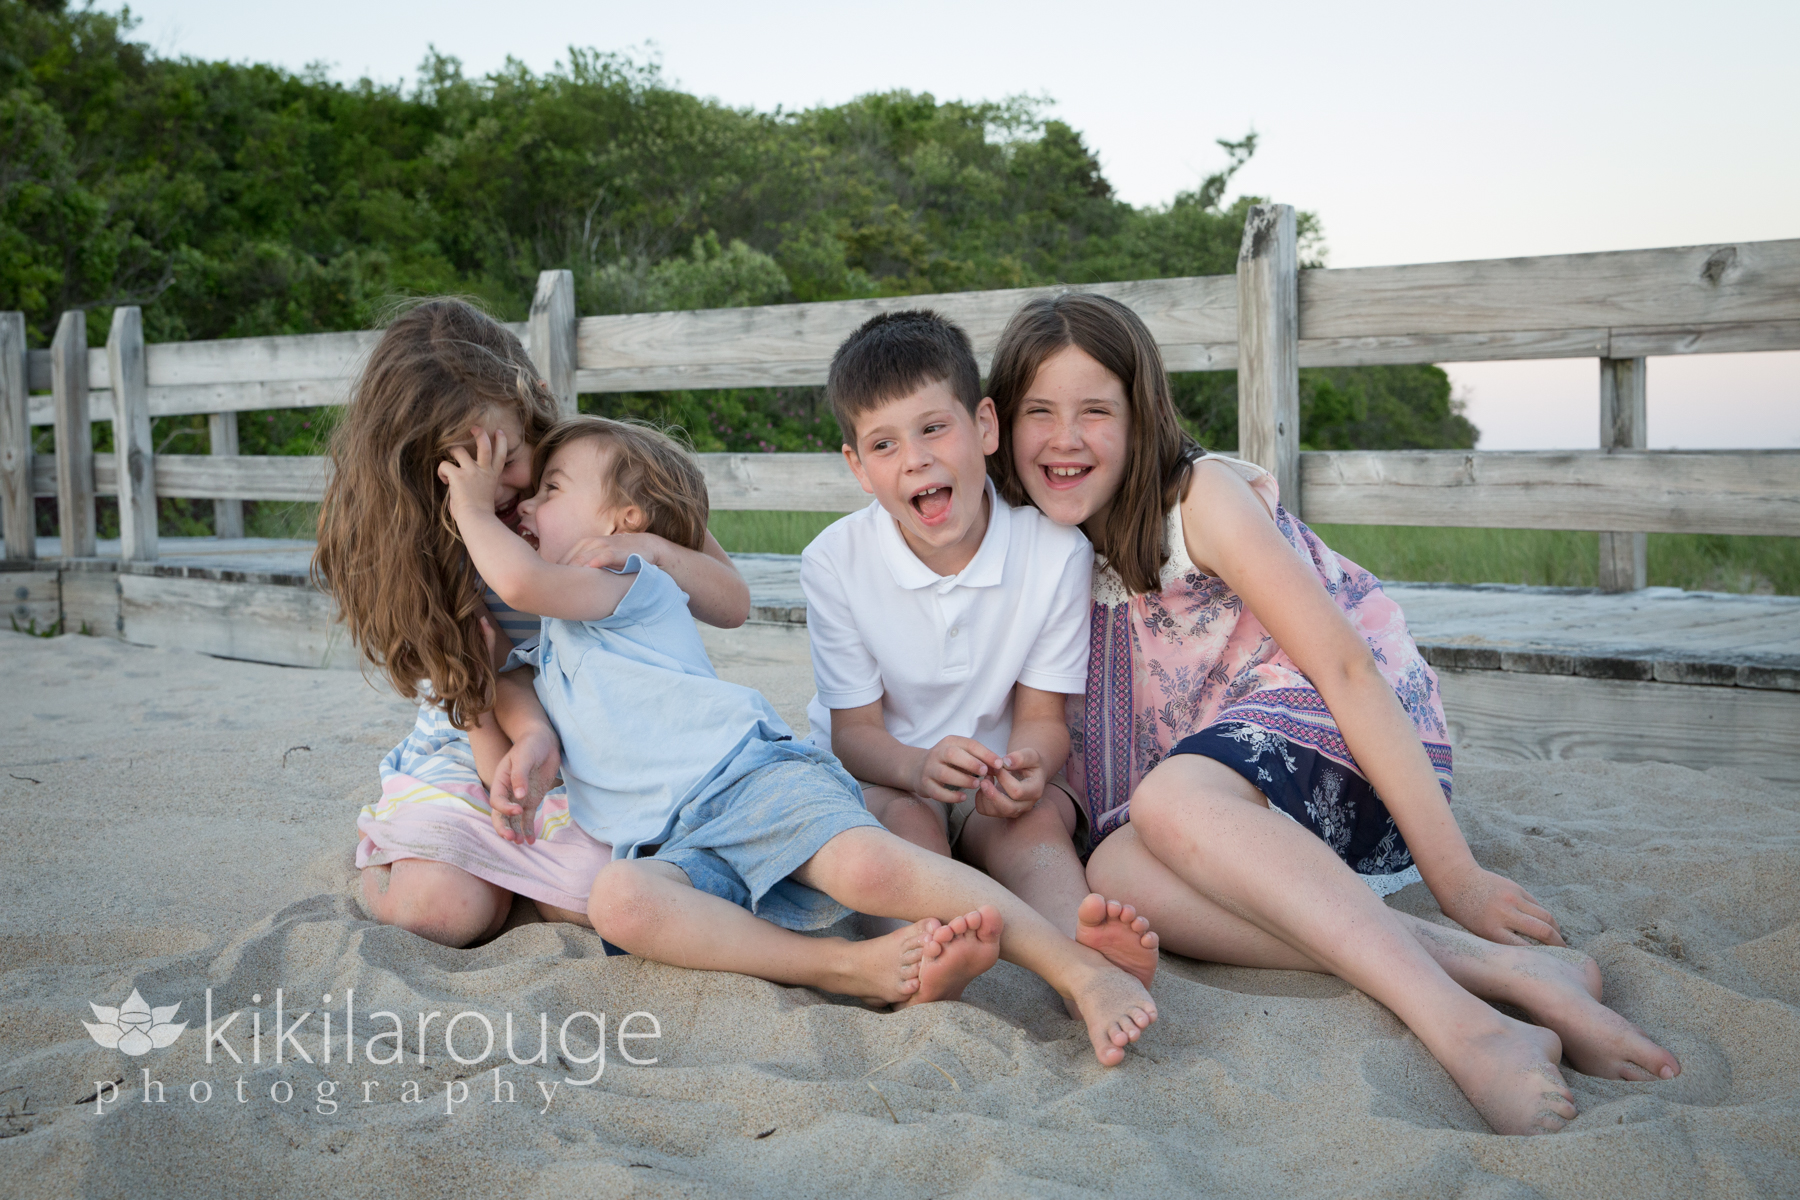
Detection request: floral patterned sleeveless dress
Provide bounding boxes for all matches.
[1065,452,1452,896]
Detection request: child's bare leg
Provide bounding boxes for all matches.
[791,826,1157,1066]
[861,785,951,854]
[533,900,592,928]
[360,860,512,948]
[1400,915,1680,1082]
[855,785,951,937]
[587,858,961,1006]
[1087,823,1320,969]
[1091,824,1680,1083]
[1127,756,1576,1133]
[963,788,1159,1000]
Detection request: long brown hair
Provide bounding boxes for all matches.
[987,293,1198,595]
[312,299,562,728]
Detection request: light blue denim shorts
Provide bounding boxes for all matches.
[652,738,881,931]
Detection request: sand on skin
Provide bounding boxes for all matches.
[0,627,1797,1198]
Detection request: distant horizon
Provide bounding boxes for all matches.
[92,0,1800,450]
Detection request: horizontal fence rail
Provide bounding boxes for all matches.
[1301,450,1800,537]
[25,447,1800,536]
[2,220,1797,585]
[17,240,1800,419]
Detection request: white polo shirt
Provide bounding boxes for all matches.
[801,479,1094,759]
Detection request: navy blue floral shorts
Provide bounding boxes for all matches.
[1168,721,1422,896]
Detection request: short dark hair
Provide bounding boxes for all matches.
[531,416,710,552]
[826,309,982,447]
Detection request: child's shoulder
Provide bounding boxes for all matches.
[800,501,882,569]
[997,496,1092,562]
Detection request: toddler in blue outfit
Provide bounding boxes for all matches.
[441,415,1158,1065]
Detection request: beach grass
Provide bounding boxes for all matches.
[708,510,847,556]
[707,510,1800,595]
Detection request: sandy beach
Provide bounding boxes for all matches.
[1,626,1796,1198]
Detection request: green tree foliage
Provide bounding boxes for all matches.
[2,0,1475,496]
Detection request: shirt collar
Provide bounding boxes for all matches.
[876,477,1010,592]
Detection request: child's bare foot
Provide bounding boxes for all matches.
[1501,947,1681,1082]
[1068,963,1158,1066]
[895,906,1003,1008]
[1445,1016,1578,1135]
[834,918,940,1008]
[1074,893,1160,990]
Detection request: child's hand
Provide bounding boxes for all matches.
[489,726,562,846]
[558,532,661,571]
[1436,863,1566,947]
[912,736,1003,806]
[438,427,509,520]
[972,747,1045,819]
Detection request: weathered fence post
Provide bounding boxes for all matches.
[529,269,579,416]
[1598,357,1648,591]
[0,313,30,560]
[1237,204,1301,514]
[209,413,244,538]
[51,311,96,558]
[107,306,157,561]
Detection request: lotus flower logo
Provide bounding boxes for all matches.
[83,989,187,1056]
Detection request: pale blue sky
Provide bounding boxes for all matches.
[121,0,1800,449]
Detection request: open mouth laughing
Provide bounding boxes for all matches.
[1040,463,1094,490]
[910,484,954,526]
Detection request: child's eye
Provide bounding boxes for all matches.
[871,439,895,453]
[923,423,946,435]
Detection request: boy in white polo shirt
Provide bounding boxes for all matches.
[803,310,1159,989]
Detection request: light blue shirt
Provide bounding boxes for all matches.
[506,556,794,857]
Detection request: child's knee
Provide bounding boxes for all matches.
[372,866,506,948]
[1126,773,1180,836]
[1015,796,1076,841]
[586,862,663,943]
[810,828,910,902]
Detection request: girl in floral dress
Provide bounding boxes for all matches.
[985,292,1681,1135]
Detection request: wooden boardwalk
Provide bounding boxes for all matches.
[6,541,1795,783]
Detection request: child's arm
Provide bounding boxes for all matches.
[487,667,562,845]
[464,613,513,788]
[556,531,751,629]
[1181,461,1565,948]
[970,683,1070,818]
[462,610,563,845]
[439,429,634,622]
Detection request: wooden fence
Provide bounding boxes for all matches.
[4,208,1798,591]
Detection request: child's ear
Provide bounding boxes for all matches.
[617,505,648,534]
[842,443,876,496]
[975,397,1000,455]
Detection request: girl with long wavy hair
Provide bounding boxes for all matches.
[314,299,751,947]
[985,292,1681,1135]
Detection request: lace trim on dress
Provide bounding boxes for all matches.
[1091,450,1274,604]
